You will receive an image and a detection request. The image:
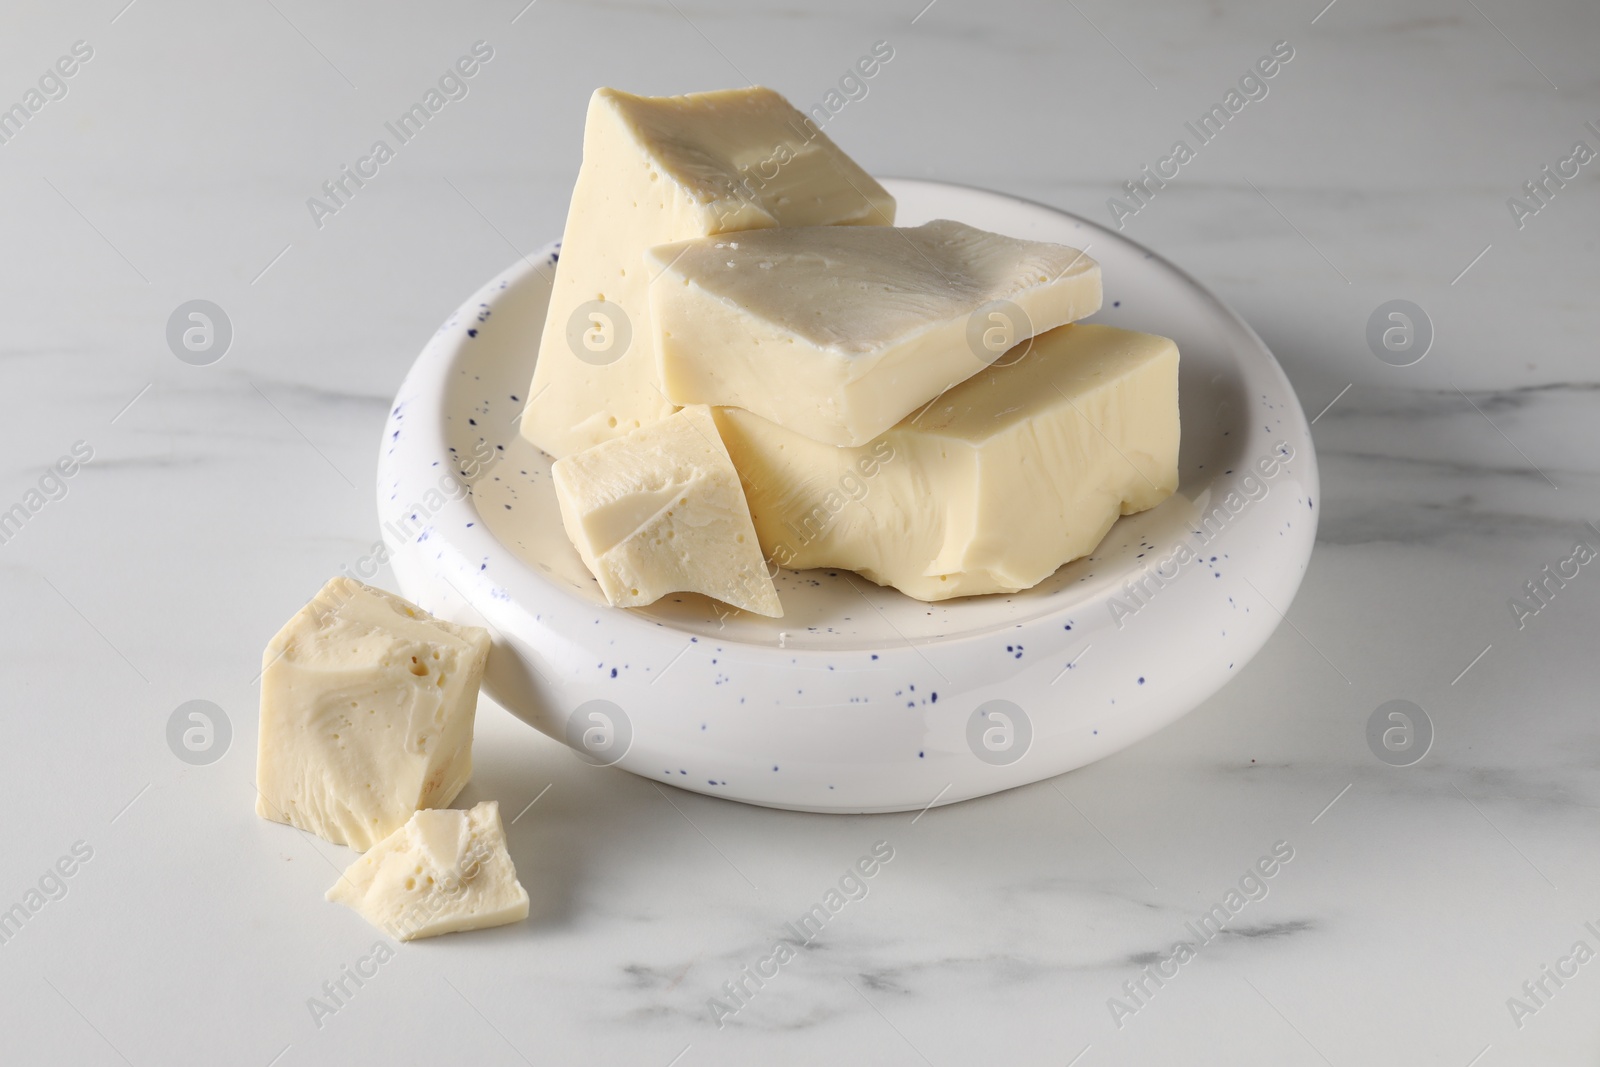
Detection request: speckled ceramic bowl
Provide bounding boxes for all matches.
[377,178,1318,813]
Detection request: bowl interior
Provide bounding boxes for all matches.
[455,179,1270,652]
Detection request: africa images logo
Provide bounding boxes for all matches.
[306,41,495,229]
[1106,41,1295,230]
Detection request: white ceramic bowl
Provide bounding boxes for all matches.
[377,178,1318,813]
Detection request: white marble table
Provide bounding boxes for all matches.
[3,0,1598,1063]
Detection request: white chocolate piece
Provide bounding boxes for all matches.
[255,578,491,851]
[649,219,1101,446]
[553,406,782,617]
[521,85,895,459]
[327,802,529,941]
[714,324,1180,600]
